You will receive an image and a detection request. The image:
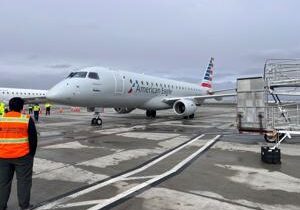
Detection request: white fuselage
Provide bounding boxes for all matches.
[0,88,48,104]
[47,67,207,110]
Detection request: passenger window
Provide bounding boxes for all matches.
[130,79,133,83]
[88,72,100,80]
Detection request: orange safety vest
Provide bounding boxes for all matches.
[0,111,30,158]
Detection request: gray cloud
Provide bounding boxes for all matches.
[47,64,72,69]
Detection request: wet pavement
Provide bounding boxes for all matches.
[6,104,300,210]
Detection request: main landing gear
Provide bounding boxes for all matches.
[183,114,195,119]
[91,112,102,126]
[146,110,156,118]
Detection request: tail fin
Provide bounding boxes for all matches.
[201,57,214,92]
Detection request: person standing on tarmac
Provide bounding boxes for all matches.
[0,97,37,210]
[45,103,52,116]
[33,104,40,122]
[28,104,33,115]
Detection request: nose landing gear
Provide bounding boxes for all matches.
[91,112,102,126]
[146,110,156,118]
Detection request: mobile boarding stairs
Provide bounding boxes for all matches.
[237,59,300,163]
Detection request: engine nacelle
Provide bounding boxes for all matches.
[114,107,135,114]
[173,99,197,116]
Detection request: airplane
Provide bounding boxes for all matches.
[0,87,48,105]
[46,58,236,125]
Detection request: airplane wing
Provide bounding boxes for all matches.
[162,93,236,105]
[23,96,48,104]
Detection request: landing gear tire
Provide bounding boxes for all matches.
[146,110,156,118]
[183,114,195,119]
[188,114,195,119]
[146,110,151,118]
[264,133,284,143]
[91,117,102,126]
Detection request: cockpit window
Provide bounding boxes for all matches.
[88,72,100,80]
[70,72,87,78]
[67,72,75,78]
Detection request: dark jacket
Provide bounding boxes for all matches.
[28,117,38,156]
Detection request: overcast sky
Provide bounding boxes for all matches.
[0,0,300,89]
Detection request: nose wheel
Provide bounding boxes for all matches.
[91,117,102,126]
[91,112,102,126]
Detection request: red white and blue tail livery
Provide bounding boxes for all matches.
[201,57,214,91]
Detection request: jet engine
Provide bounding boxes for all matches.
[114,107,135,114]
[173,99,197,116]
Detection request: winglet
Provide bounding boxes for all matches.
[201,57,214,92]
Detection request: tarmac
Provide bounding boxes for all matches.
[6,104,300,210]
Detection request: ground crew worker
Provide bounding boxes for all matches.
[33,104,40,122]
[0,97,37,210]
[0,102,5,116]
[45,103,52,116]
[28,104,33,114]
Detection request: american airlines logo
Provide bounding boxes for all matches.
[128,83,172,95]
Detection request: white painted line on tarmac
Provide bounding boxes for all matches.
[121,175,158,181]
[87,135,221,210]
[34,134,205,210]
[56,200,107,209]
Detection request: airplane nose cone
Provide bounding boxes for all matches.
[46,81,70,103]
[46,86,61,102]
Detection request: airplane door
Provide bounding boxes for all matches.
[113,71,124,94]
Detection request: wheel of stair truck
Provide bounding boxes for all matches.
[261,146,281,164]
[264,131,285,143]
